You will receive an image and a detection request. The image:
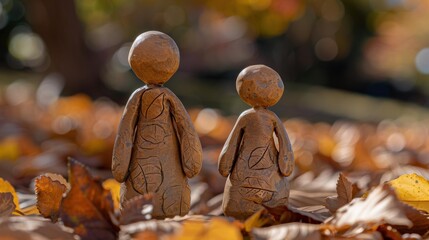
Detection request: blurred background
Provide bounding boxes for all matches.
[1,0,429,119]
[1,0,429,193]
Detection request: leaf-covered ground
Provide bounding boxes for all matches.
[1,86,429,239]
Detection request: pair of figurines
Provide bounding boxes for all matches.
[112,31,294,220]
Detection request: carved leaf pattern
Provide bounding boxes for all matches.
[141,124,167,144]
[239,177,275,203]
[248,145,274,170]
[180,132,203,178]
[162,185,191,217]
[130,158,163,194]
[145,93,165,120]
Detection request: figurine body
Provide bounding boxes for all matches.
[219,65,294,219]
[112,31,202,219]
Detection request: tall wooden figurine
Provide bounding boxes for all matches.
[219,65,294,219]
[112,31,202,219]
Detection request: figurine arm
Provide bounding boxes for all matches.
[218,116,244,177]
[274,116,294,177]
[167,90,203,178]
[111,87,146,182]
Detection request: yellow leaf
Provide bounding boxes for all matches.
[0,178,20,211]
[174,218,242,240]
[389,173,429,212]
[0,137,20,161]
[21,205,40,215]
[244,209,272,232]
[102,178,121,210]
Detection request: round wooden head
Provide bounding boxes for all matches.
[128,31,180,85]
[236,65,284,108]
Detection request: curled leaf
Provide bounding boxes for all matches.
[35,174,68,222]
[325,185,412,230]
[0,177,20,211]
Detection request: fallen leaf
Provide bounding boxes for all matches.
[325,173,360,213]
[392,200,429,235]
[377,225,403,240]
[389,173,429,213]
[264,204,329,224]
[0,216,75,240]
[244,209,275,232]
[67,159,116,226]
[252,223,321,240]
[325,184,412,232]
[289,189,335,208]
[0,177,20,212]
[174,218,242,240]
[102,178,120,210]
[0,192,15,216]
[119,219,181,239]
[59,159,117,240]
[35,174,68,221]
[20,205,40,215]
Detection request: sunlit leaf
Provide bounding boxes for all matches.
[389,173,429,213]
[102,178,120,210]
[0,216,76,240]
[174,218,242,240]
[252,223,321,240]
[35,174,68,222]
[244,209,275,232]
[0,177,20,211]
[325,184,412,231]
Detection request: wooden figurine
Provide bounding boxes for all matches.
[112,31,202,219]
[218,65,294,219]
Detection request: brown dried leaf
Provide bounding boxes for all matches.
[0,216,75,240]
[252,223,322,240]
[35,174,68,222]
[377,225,403,240]
[264,204,330,224]
[0,192,15,217]
[325,184,412,231]
[120,194,154,225]
[59,159,117,240]
[326,173,360,213]
[289,189,335,208]
[67,159,115,225]
[393,200,429,235]
[119,220,181,240]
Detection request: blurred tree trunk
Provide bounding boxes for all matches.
[23,0,105,96]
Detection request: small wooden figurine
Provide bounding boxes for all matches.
[218,65,294,219]
[112,31,202,219]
